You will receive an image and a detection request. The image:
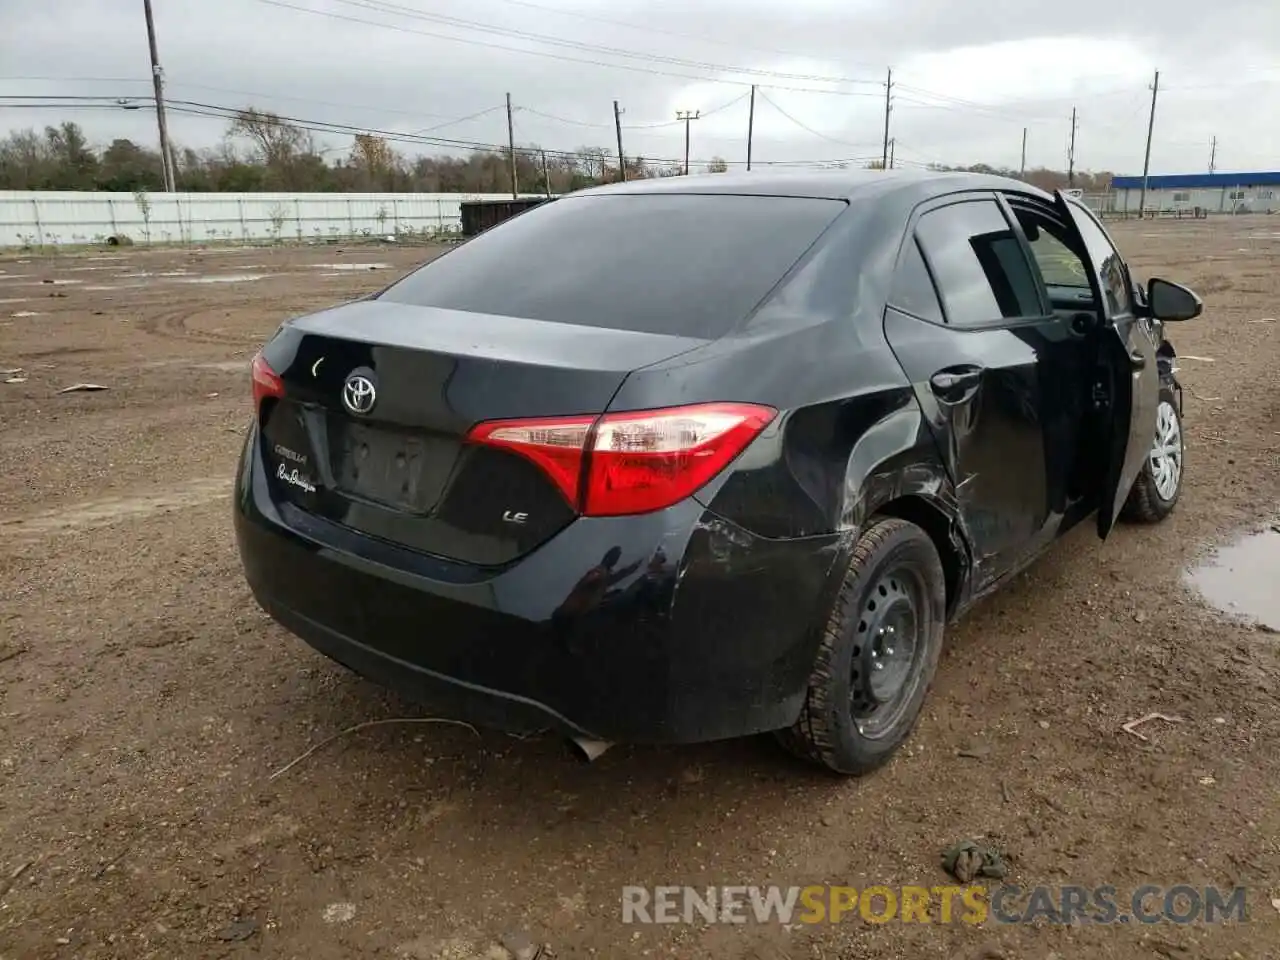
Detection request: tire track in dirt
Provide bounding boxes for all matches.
[0,477,232,542]
[138,305,266,347]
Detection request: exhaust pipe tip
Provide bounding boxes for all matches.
[569,737,613,762]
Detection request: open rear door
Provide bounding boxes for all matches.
[1051,191,1160,539]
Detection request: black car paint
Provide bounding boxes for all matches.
[257,302,712,566]
[234,169,1181,744]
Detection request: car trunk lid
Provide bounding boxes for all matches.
[257,299,708,567]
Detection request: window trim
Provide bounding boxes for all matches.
[886,235,946,324]
[898,191,1057,332]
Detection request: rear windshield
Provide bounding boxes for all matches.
[378,193,845,338]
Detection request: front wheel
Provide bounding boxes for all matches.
[776,516,946,776]
[1120,384,1183,523]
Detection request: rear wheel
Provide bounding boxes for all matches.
[1121,384,1183,524]
[777,516,946,775]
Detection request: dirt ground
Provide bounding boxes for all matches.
[1,221,1278,960]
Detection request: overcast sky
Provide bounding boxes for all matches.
[2,0,1278,176]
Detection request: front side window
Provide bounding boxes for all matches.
[1066,202,1133,317]
[914,199,1043,327]
[1011,206,1090,290]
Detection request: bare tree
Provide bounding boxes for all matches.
[226,108,316,188]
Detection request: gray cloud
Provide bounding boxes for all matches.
[1,0,1277,175]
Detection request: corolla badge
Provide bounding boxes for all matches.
[342,371,377,415]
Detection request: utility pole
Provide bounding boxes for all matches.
[613,100,627,182]
[1208,135,1217,174]
[1138,69,1159,218]
[142,0,176,192]
[540,149,550,197]
[888,138,895,169]
[746,84,756,171]
[1020,127,1027,177]
[505,92,518,198]
[881,68,893,170]
[677,110,700,175]
[1067,107,1078,187]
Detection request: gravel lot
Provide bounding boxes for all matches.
[2,221,1278,960]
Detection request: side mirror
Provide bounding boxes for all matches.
[1146,278,1202,322]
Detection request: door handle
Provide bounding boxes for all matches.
[1129,350,1146,369]
[930,367,983,396]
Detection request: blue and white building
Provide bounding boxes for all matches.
[1110,171,1280,215]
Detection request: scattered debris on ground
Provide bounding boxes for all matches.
[941,840,1008,883]
[1121,712,1184,742]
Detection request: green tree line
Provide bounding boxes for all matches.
[0,110,1113,195]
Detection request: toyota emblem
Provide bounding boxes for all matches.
[342,372,377,415]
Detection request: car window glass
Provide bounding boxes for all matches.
[888,238,943,323]
[915,200,1043,326]
[1013,209,1090,289]
[378,194,846,338]
[1067,202,1132,316]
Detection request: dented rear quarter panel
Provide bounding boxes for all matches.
[609,192,971,626]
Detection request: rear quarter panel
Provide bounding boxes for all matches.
[608,192,961,544]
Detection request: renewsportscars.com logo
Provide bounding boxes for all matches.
[621,884,1251,926]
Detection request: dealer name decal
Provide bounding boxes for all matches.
[276,463,316,493]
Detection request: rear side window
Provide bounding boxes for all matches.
[378,194,845,338]
[915,199,1044,326]
[888,238,944,323]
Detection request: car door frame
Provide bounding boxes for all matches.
[1045,192,1161,539]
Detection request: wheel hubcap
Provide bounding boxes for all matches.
[1149,399,1182,500]
[850,569,924,739]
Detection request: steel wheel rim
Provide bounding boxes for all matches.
[1150,399,1182,501]
[850,566,927,740]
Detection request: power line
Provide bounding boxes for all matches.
[157,97,792,168]
[311,0,884,87]
[170,81,504,124]
[0,76,151,85]
[755,89,879,148]
[481,0,884,70]
[516,92,749,131]
[407,104,506,135]
[251,0,887,96]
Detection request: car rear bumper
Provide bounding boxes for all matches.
[233,425,842,743]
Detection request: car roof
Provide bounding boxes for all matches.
[569,167,1056,207]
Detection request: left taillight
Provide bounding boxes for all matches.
[467,401,776,517]
[251,351,284,410]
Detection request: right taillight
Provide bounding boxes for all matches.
[251,351,284,410]
[466,402,776,517]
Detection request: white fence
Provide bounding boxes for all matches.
[0,190,550,248]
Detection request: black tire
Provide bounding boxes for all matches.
[776,516,946,775]
[1120,383,1183,524]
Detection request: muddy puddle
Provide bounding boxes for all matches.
[175,274,270,284]
[1186,527,1280,630]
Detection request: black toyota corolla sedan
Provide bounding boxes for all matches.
[234,169,1201,775]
